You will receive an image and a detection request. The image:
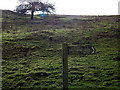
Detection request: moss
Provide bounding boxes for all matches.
[2,12,120,89]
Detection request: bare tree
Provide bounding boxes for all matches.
[15,0,55,19]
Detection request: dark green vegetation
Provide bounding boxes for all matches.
[2,10,120,89]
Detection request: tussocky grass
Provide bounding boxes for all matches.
[2,10,120,89]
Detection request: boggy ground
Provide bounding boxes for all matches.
[1,10,120,89]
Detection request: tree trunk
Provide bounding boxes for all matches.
[31,10,34,20]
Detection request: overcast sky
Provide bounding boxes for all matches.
[0,0,119,15]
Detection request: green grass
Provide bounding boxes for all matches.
[2,10,120,89]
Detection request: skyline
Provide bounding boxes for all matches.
[0,0,119,15]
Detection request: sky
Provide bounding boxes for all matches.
[0,0,119,15]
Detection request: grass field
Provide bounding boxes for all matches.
[1,10,120,89]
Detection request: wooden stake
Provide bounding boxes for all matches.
[63,43,68,90]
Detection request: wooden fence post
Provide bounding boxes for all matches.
[63,43,68,90]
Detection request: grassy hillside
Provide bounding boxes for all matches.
[2,10,120,89]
